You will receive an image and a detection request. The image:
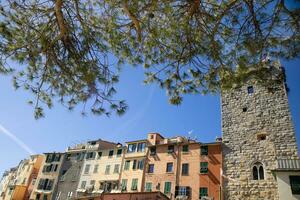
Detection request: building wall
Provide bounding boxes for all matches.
[54,149,85,200]
[199,143,222,200]
[179,143,200,200]
[276,171,300,200]
[29,153,64,200]
[76,141,122,198]
[222,65,298,200]
[27,155,44,199]
[120,140,147,193]
[145,143,179,199]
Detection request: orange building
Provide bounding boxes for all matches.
[5,155,44,200]
[144,133,222,200]
[199,142,222,200]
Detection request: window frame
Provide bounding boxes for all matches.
[108,150,114,158]
[164,182,171,195]
[127,144,137,153]
[113,164,120,174]
[182,145,189,152]
[252,162,264,180]
[105,165,111,175]
[168,145,175,154]
[199,187,208,198]
[117,149,122,157]
[124,160,130,171]
[137,142,146,152]
[145,182,152,192]
[84,164,90,174]
[200,146,208,156]
[200,162,208,174]
[131,178,138,191]
[247,86,254,94]
[148,164,154,173]
[166,162,173,173]
[182,163,189,176]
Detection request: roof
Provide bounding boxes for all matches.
[125,139,147,144]
[275,159,300,171]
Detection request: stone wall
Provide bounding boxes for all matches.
[221,74,298,200]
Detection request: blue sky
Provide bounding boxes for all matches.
[0,58,299,176]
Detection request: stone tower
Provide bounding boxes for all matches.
[221,62,298,200]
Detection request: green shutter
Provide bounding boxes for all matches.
[124,161,130,170]
[131,179,138,190]
[199,187,208,198]
[145,182,152,192]
[182,145,189,152]
[121,179,127,191]
[164,182,171,194]
[201,146,208,155]
[200,162,208,174]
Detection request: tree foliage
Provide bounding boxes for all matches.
[0,0,299,118]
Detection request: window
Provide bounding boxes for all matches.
[156,183,161,190]
[108,150,114,158]
[168,145,175,154]
[105,165,111,174]
[84,164,90,174]
[137,142,146,152]
[257,134,267,141]
[124,160,130,170]
[164,182,171,194]
[175,186,190,197]
[80,181,86,189]
[182,163,189,175]
[127,144,137,153]
[121,179,127,191]
[67,191,72,199]
[290,176,300,195]
[201,146,208,155]
[54,164,58,172]
[150,147,156,155]
[166,163,173,173]
[93,164,99,173]
[114,164,120,174]
[200,162,208,174]
[182,145,189,152]
[131,179,138,191]
[86,152,95,160]
[132,160,137,170]
[97,152,102,159]
[199,187,208,198]
[43,195,48,200]
[145,182,152,192]
[138,160,144,170]
[148,164,154,173]
[252,162,264,180]
[55,191,61,200]
[65,154,71,161]
[117,149,122,157]
[90,180,95,186]
[247,86,254,94]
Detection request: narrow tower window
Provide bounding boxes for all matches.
[252,162,264,180]
[253,166,258,180]
[247,86,254,94]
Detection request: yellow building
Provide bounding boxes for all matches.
[120,139,147,193]
[30,153,64,200]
